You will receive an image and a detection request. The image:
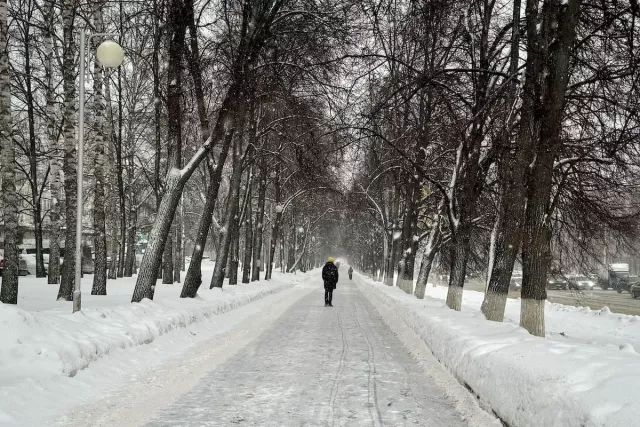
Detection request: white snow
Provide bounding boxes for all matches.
[0,262,300,426]
[357,275,640,427]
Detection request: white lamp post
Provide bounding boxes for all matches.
[73,30,124,313]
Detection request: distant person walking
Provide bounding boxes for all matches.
[348,266,353,280]
[322,257,339,307]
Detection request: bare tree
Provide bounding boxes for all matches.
[0,0,19,304]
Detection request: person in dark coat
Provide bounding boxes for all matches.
[348,266,353,280]
[322,257,339,307]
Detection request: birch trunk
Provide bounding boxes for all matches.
[45,0,62,285]
[58,0,78,301]
[0,0,19,304]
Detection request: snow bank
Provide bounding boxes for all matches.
[423,284,640,352]
[0,269,297,425]
[357,277,640,427]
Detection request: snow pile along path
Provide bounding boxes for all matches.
[423,284,640,351]
[357,275,640,427]
[0,272,298,426]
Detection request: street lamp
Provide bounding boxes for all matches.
[73,30,124,313]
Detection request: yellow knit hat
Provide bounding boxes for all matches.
[328,257,335,263]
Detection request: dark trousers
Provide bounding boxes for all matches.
[324,288,333,305]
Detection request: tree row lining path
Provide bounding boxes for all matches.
[61,275,495,427]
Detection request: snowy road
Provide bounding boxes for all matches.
[142,280,470,427]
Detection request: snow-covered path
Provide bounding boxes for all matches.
[140,280,469,427]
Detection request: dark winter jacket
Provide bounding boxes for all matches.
[322,262,339,289]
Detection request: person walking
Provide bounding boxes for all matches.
[322,257,339,307]
[348,266,353,280]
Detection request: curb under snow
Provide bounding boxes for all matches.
[357,277,640,427]
[0,279,294,381]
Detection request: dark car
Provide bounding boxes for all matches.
[547,276,568,290]
[631,282,640,299]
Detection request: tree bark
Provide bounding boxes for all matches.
[210,140,243,288]
[242,176,253,284]
[91,5,108,295]
[251,162,267,281]
[520,0,580,337]
[0,0,19,304]
[162,233,173,284]
[44,0,61,285]
[124,190,136,277]
[173,203,182,283]
[103,67,119,281]
[266,168,282,280]
[58,0,78,301]
[180,140,234,297]
[385,188,400,286]
[22,15,46,278]
[415,205,443,299]
[480,0,524,322]
[445,224,471,311]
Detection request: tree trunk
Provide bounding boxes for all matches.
[91,6,107,295]
[210,141,243,288]
[414,208,443,299]
[162,232,173,284]
[173,201,182,283]
[251,162,267,281]
[124,191,136,277]
[520,151,553,337]
[58,0,78,301]
[23,16,46,278]
[242,178,253,284]
[0,0,19,304]
[266,168,282,280]
[228,220,240,285]
[180,137,235,297]
[445,225,470,311]
[480,0,524,321]
[519,0,580,337]
[397,191,416,293]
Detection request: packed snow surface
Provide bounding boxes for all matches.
[358,275,640,427]
[0,262,295,426]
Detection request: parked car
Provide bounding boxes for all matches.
[547,276,568,290]
[510,274,522,291]
[0,257,29,276]
[631,282,640,299]
[567,275,597,291]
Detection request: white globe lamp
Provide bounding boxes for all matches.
[275,204,283,214]
[96,40,125,68]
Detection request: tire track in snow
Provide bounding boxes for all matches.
[352,299,383,427]
[329,307,348,427]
